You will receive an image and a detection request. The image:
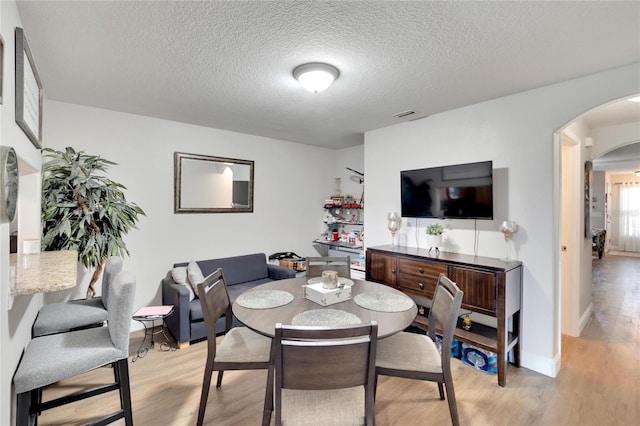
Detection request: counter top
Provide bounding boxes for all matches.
[10,250,78,296]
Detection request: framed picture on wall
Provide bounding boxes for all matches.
[584,160,592,239]
[15,27,43,149]
[0,34,4,105]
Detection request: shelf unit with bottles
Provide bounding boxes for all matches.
[316,201,363,246]
[313,199,365,276]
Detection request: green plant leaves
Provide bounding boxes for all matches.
[41,147,145,273]
[425,223,444,235]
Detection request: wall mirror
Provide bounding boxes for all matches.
[174,152,254,213]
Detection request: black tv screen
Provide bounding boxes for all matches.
[401,161,493,219]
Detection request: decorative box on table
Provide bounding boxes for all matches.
[304,282,352,306]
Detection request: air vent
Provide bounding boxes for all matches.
[393,110,415,118]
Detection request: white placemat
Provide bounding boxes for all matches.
[292,309,361,326]
[306,277,355,287]
[235,290,294,309]
[353,292,415,312]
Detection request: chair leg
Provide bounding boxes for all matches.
[16,390,36,426]
[443,374,460,426]
[438,382,445,400]
[36,387,42,416]
[216,370,224,388]
[262,364,274,426]
[197,357,216,426]
[373,372,379,400]
[115,359,134,426]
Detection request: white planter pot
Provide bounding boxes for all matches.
[426,234,442,249]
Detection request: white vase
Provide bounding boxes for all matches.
[426,234,442,249]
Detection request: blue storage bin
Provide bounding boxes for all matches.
[435,335,461,358]
[461,343,497,374]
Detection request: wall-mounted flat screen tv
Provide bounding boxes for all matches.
[401,160,493,219]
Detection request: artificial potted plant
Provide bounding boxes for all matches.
[425,223,444,250]
[41,147,145,298]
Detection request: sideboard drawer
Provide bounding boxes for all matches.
[397,273,437,298]
[396,259,446,298]
[398,258,447,279]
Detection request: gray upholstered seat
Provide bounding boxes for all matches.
[14,270,136,426]
[32,256,123,337]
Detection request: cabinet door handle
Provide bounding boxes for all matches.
[391,269,396,274]
[418,267,424,274]
[418,282,424,290]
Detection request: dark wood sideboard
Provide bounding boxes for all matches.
[366,245,522,387]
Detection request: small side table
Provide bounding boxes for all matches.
[132,305,176,362]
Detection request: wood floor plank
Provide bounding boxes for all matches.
[34,254,640,425]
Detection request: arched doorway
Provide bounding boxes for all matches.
[556,95,640,362]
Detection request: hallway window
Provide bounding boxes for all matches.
[619,182,640,252]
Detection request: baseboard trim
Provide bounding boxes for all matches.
[578,302,593,336]
[521,351,559,378]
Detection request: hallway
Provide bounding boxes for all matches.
[547,253,640,425]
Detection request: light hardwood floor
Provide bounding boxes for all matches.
[35,254,640,425]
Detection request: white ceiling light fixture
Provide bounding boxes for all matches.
[628,96,640,102]
[293,63,339,93]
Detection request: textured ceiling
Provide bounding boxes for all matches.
[15,1,640,149]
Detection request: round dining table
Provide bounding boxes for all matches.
[232,277,418,338]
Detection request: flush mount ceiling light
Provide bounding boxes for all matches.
[293,63,339,93]
[628,96,640,102]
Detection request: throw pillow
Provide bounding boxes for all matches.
[187,260,206,296]
[171,266,195,301]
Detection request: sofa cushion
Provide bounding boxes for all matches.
[189,298,204,322]
[187,260,206,295]
[171,267,195,301]
[194,253,269,286]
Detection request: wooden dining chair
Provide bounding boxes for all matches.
[196,268,272,426]
[264,321,378,426]
[375,273,463,426]
[305,256,351,279]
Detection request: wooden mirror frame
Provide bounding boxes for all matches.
[174,152,254,213]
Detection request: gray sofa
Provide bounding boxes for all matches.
[162,253,295,346]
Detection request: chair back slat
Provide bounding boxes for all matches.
[275,322,377,415]
[429,274,463,365]
[305,256,351,279]
[281,337,372,390]
[197,269,233,352]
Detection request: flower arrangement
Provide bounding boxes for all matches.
[425,223,444,236]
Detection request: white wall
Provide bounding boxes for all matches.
[591,121,640,159]
[44,100,340,310]
[364,63,640,378]
[562,119,594,335]
[1,2,48,424]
